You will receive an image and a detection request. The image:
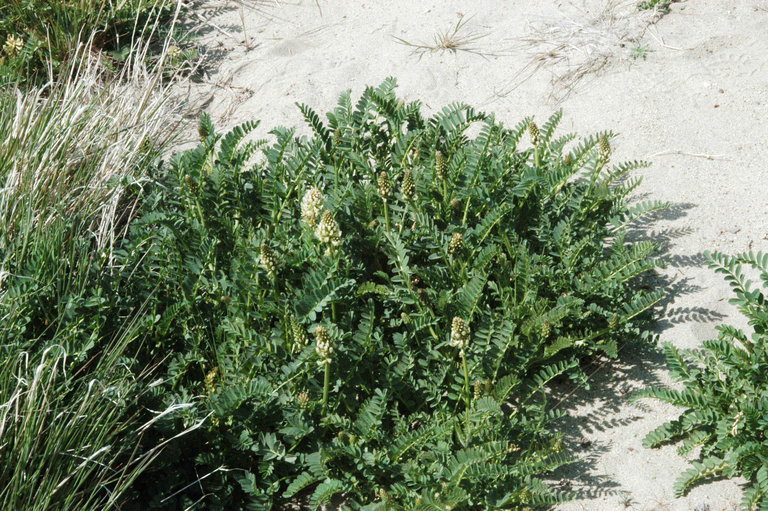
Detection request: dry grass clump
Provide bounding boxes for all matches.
[0,34,193,511]
[508,0,661,101]
[0,42,183,252]
[395,14,492,58]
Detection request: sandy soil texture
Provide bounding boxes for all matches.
[175,1,768,509]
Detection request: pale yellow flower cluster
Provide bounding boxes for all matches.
[450,317,470,357]
[3,34,23,57]
[315,211,341,249]
[301,187,324,227]
[301,187,342,253]
[314,325,333,366]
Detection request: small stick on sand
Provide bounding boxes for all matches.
[648,150,731,161]
[192,11,236,40]
[646,26,684,51]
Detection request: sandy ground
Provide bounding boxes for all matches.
[175,0,768,508]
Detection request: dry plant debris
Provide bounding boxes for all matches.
[505,0,661,101]
[395,14,493,58]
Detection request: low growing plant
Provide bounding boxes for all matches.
[638,0,675,12]
[117,78,664,509]
[635,251,768,510]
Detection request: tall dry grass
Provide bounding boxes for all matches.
[0,13,196,511]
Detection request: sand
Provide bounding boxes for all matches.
[175,0,768,508]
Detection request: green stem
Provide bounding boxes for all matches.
[383,200,391,231]
[461,197,471,227]
[322,362,331,414]
[398,203,408,235]
[462,354,472,441]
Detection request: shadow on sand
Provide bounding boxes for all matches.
[545,199,727,504]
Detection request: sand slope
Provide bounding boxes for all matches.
[178,1,768,508]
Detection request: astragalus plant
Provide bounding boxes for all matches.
[636,252,768,510]
[115,78,665,509]
[0,45,187,510]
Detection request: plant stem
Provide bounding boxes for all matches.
[383,200,391,231]
[462,354,471,441]
[322,362,331,414]
[461,197,471,226]
[398,204,408,235]
[442,178,449,204]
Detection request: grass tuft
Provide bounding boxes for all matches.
[395,14,492,58]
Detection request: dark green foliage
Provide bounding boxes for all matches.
[638,0,675,12]
[635,251,768,510]
[115,80,661,509]
[0,0,188,86]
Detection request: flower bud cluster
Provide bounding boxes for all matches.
[290,316,307,349]
[297,391,310,409]
[314,325,333,366]
[378,171,392,201]
[450,317,471,357]
[402,169,415,199]
[435,151,447,180]
[260,243,278,275]
[539,320,551,339]
[204,367,219,394]
[448,232,463,255]
[528,121,540,146]
[599,135,611,163]
[301,187,324,227]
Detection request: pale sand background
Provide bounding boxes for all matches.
[175,1,768,508]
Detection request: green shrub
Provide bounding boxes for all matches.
[0,0,188,86]
[635,252,768,510]
[117,79,663,509]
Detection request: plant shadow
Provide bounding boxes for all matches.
[546,341,667,503]
[546,199,728,504]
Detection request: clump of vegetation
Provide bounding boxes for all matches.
[395,15,490,58]
[638,0,675,12]
[111,78,664,509]
[635,252,768,510]
[0,0,191,86]
[0,28,189,510]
